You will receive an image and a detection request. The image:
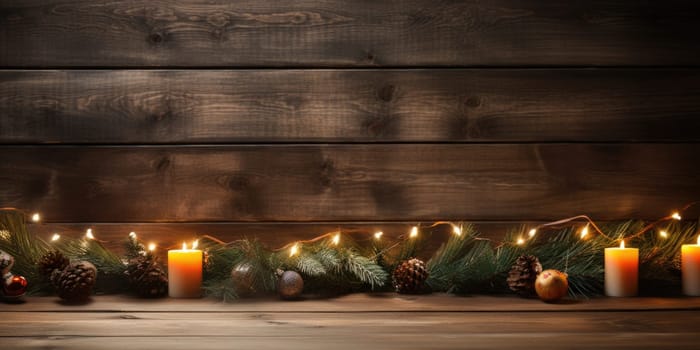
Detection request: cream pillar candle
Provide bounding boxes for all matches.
[682,236,700,296]
[168,241,202,298]
[604,240,638,297]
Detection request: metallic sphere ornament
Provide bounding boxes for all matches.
[278,270,304,300]
[3,274,28,298]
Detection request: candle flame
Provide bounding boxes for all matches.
[290,243,299,257]
[620,240,625,249]
[85,228,94,240]
[148,243,156,251]
[182,242,187,250]
[129,232,137,239]
[659,230,668,239]
[31,213,41,222]
[51,233,60,242]
[672,212,682,221]
[332,233,341,245]
[453,225,462,236]
[192,239,199,250]
[410,226,418,238]
[580,225,589,239]
[374,231,383,240]
[528,228,537,238]
[516,237,525,245]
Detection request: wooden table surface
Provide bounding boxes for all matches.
[2,294,700,349]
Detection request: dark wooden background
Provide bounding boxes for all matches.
[2,0,700,251]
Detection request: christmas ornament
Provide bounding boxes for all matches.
[231,263,255,297]
[507,255,543,297]
[392,258,429,294]
[38,250,70,277]
[52,261,97,301]
[3,274,28,298]
[125,255,168,298]
[535,269,569,302]
[278,270,304,300]
[0,250,14,275]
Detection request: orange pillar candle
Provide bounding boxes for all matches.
[168,242,202,298]
[682,236,700,296]
[604,240,638,297]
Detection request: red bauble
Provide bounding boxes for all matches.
[3,275,28,297]
[535,269,568,302]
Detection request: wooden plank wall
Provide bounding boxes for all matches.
[1,0,700,251]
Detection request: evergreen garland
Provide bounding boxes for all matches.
[0,209,697,300]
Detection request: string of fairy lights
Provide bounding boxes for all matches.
[3,203,698,256]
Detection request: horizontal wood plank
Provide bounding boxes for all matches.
[2,69,700,143]
[1,144,698,222]
[1,1,699,67]
[1,311,699,336]
[3,294,700,313]
[2,334,698,350]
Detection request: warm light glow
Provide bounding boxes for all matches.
[620,240,625,249]
[129,232,137,239]
[659,230,668,239]
[51,233,60,241]
[290,243,299,257]
[697,235,700,245]
[31,213,40,222]
[672,212,682,221]
[85,228,94,240]
[182,242,187,250]
[453,225,462,236]
[410,226,418,238]
[374,231,383,240]
[580,225,589,239]
[516,237,525,245]
[148,243,156,251]
[192,239,199,250]
[528,228,537,238]
[332,233,340,245]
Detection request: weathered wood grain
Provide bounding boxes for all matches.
[2,69,700,143]
[3,294,700,313]
[2,334,698,350]
[1,0,699,67]
[1,144,698,222]
[1,311,699,336]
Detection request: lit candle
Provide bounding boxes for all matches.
[168,241,202,298]
[604,240,638,297]
[682,236,700,296]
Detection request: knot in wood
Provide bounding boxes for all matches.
[148,32,165,44]
[378,85,395,102]
[465,96,481,108]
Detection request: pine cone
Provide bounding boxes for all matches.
[38,250,70,278]
[52,261,97,301]
[125,255,168,298]
[392,258,429,294]
[507,255,542,297]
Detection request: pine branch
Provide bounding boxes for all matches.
[343,250,388,289]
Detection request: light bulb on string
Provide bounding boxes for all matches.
[374,231,383,240]
[452,225,462,236]
[516,237,525,245]
[31,213,41,222]
[332,233,340,246]
[672,212,682,221]
[659,230,668,239]
[580,225,589,239]
[148,243,156,252]
[528,228,537,238]
[51,233,60,242]
[85,228,95,240]
[129,232,137,239]
[290,243,299,257]
[410,226,419,238]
